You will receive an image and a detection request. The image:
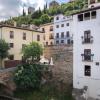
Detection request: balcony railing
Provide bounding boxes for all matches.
[81,54,94,62]
[81,36,93,44]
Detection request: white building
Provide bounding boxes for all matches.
[54,14,73,45]
[73,0,100,99]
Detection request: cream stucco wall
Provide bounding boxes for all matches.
[0,26,44,61]
[40,23,54,46]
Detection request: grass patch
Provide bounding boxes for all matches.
[14,83,74,100]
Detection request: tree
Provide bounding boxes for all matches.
[22,42,43,63]
[14,64,43,90]
[40,14,50,24]
[0,39,9,68]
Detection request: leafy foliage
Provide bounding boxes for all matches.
[0,0,88,26]
[14,64,43,90]
[22,42,43,63]
[0,39,9,67]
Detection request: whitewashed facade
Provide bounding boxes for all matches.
[54,14,73,45]
[73,0,100,99]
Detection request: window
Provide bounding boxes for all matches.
[61,32,64,38]
[49,34,54,39]
[56,16,59,20]
[66,31,70,37]
[90,0,95,4]
[23,33,26,40]
[67,39,70,44]
[46,42,48,46]
[50,42,53,45]
[37,35,40,41]
[84,12,90,20]
[56,40,59,44]
[78,14,83,21]
[61,24,64,27]
[50,26,53,31]
[9,43,14,48]
[91,11,96,19]
[8,55,14,60]
[84,65,91,76]
[84,30,91,43]
[84,49,91,61]
[56,25,59,28]
[61,40,64,43]
[96,62,99,66]
[66,23,69,26]
[10,31,14,39]
[42,28,45,32]
[56,33,59,38]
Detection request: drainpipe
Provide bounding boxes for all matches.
[0,27,2,39]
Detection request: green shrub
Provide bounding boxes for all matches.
[14,64,43,90]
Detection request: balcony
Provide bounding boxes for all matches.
[81,54,94,62]
[81,36,93,44]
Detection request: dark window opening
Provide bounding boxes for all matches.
[56,25,59,28]
[90,0,95,4]
[46,42,48,46]
[96,62,99,66]
[50,42,53,45]
[84,30,91,43]
[37,35,40,41]
[91,11,96,19]
[61,32,64,38]
[9,43,14,48]
[84,12,90,20]
[66,23,69,26]
[49,34,54,39]
[42,28,45,32]
[50,26,53,31]
[67,39,70,44]
[85,65,91,76]
[56,40,59,44]
[8,55,14,60]
[56,16,59,20]
[66,31,70,37]
[56,33,59,38]
[78,14,83,21]
[84,49,91,61]
[10,31,14,39]
[61,40,64,43]
[61,24,64,27]
[23,33,26,40]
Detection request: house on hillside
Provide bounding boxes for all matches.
[73,0,100,99]
[0,25,44,68]
[54,14,73,45]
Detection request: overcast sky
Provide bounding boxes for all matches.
[0,0,69,21]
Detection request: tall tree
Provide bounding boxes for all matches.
[0,39,9,68]
[22,42,43,63]
[23,7,26,16]
[46,2,48,9]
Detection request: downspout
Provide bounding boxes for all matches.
[0,27,2,39]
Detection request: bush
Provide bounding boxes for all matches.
[14,64,43,90]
